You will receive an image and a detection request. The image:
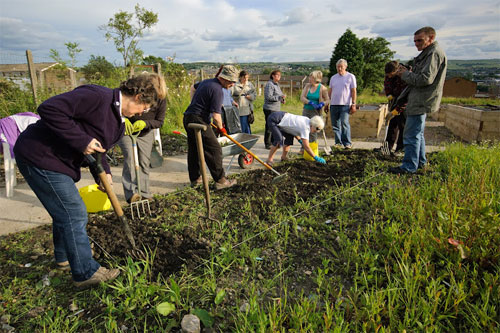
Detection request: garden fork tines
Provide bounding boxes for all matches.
[127,248,148,261]
[380,120,391,156]
[129,131,153,219]
[381,140,391,155]
[130,199,151,219]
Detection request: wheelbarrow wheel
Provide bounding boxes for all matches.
[238,153,254,169]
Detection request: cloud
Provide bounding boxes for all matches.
[201,30,266,51]
[369,15,446,39]
[146,30,194,49]
[267,7,314,27]
[257,37,289,48]
[329,4,342,14]
[1,0,499,64]
[442,35,500,58]
[478,41,500,53]
[0,17,65,52]
[356,24,370,31]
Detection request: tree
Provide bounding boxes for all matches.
[359,37,394,92]
[328,29,364,89]
[49,49,66,66]
[142,54,186,86]
[100,4,159,67]
[142,55,169,70]
[81,55,115,81]
[49,42,82,68]
[65,42,82,68]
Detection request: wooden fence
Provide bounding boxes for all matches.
[191,70,329,98]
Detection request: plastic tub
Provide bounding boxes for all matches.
[303,141,319,161]
[79,184,111,213]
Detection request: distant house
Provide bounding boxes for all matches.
[0,62,77,91]
[443,77,476,98]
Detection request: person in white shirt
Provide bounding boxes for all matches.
[265,111,326,165]
[328,59,357,149]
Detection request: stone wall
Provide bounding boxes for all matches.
[325,104,386,139]
[428,106,447,122]
[443,104,500,142]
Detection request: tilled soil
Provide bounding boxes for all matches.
[0,146,440,331]
[85,149,400,278]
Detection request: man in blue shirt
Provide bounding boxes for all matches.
[183,65,239,190]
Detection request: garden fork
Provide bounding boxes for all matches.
[381,123,391,155]
[380,98,395,156]
[129,131,152,219]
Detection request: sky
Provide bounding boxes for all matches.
[0,0,499,66]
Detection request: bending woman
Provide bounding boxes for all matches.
[14,73,166,289]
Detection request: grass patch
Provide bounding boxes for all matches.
[1,143,498,331]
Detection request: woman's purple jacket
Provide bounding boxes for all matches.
[14,85,125,182]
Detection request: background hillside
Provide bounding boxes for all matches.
[183,59,500,81]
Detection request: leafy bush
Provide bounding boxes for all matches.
[161,67,193,134]
[0,78,36,117]
[81,55,115,81]
[80,55,128,88]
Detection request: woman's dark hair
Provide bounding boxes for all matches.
[120,73,166,106]
[385,61,399,74]
[269,70,281,80]
[239,70,248,78]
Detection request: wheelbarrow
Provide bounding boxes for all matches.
[217,133,259,173]
[173,130,259,172]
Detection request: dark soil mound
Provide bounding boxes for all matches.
[87,150,399,278]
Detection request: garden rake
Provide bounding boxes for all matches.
[129,131,152,219]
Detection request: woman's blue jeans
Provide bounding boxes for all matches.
[330,105,351,147]
[15,158,100,282]
[240,115,251,134]
[401,113,427,173]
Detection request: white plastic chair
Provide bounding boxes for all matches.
[153,128,162,156]
[2,141,16,197]
[1,112,40,197]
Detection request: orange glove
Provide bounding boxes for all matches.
[218,127,227,135]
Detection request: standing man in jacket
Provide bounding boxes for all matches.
[389,26,447,174]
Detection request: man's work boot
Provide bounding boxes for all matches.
[128,193,141,203]
[73,266,120,290]
[190,177,202,187]
[215,177,237,190]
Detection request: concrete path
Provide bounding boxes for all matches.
[0,134,442,236]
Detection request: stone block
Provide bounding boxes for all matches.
[325,104,385,139]
[442,104,500,142]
